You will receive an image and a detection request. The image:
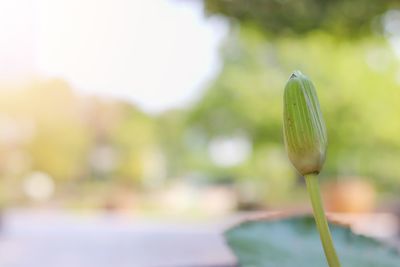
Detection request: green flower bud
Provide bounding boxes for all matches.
[283,71,327,175]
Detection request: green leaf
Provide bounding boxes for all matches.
[225,215,400,267]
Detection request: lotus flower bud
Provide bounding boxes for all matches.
[283,71,327,175]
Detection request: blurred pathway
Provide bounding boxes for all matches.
[0,210,235,267]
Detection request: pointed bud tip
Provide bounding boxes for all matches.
[289,70,304,79]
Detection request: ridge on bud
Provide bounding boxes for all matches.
[283,71,327,175]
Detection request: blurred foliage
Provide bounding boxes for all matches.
[0,80,89,182]
[204,0,400,37]
[0,80,159,204]
[3,28,400,207]
[3,2,400,209]
[187,26,400,197]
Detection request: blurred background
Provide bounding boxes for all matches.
[1,0,400,266]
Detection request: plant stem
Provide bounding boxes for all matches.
[305,174,341,267]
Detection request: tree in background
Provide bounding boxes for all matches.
[0,80,159,205]
[204,0,400,37]
[178,0,400,204]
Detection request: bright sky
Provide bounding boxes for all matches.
[0,0,228,113]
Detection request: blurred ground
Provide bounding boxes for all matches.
[0,210,398,267]
[0,210,235,267]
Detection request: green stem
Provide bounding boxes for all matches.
[305,174,341,267]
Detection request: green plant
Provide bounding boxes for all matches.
[224,71,400,266]
[283,71,340,266]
